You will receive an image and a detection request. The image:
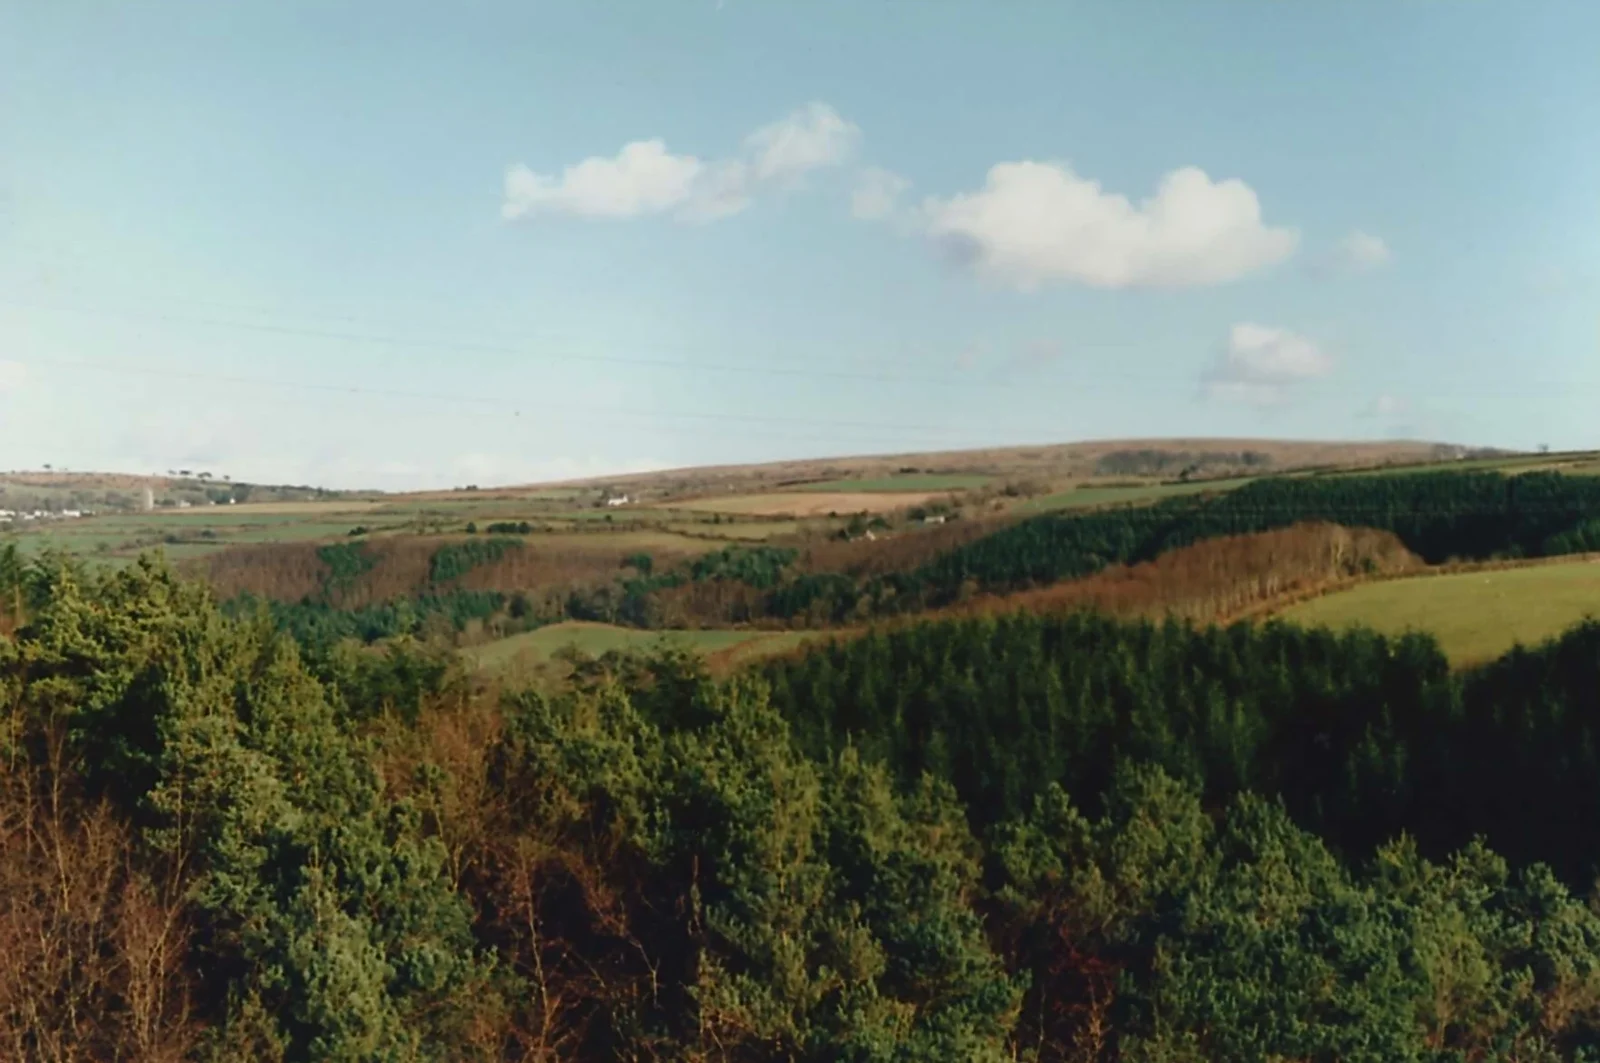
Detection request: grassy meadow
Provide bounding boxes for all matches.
[676,491,945,517]
[3,495,810,566]
[1276,558,1600,665]
[1021,476,1257,513]
[464,621,818,673]
[1317,450,1600,479]
[792,473,993,492]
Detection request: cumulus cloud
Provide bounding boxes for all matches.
[1337,230,1391,270]
[502,140,704,220]
[677,159,752,222]
[851,166,911,220]
[745,102,861,185]
[1304,229,1392,277]
[919,162,1296,290]
[502,102,858,223]
[0,360,27,393]
[1202,323,1332,406]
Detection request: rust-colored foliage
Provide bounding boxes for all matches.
[458,539,694,595]
[943,522,1421,625]
[193,534,712,609]
[188,541,328,601]
[798,514,1015,577]
[379,700,679,1059]
[646,578,773,628]
[0,734,194,1062]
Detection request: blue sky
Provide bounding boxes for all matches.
[2,1,1596,489]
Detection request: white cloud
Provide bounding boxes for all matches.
[1336,229,1391,270]
[501,139,705,220]
[920,162,1296,290]
[677,160,752,222]
[745,102,861,184]
[503,101,857,223]
[0,360,28,393]
[852,166,911,220]
[1202,323,1332,406]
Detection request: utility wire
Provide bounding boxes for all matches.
[11,292,1600,400]
[4,294,992,387]
[26,355,1003,444]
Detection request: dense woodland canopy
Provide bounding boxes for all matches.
[765,611,1600,880]
[6,551,1600,1060]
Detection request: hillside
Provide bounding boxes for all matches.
[0,469,371,517]
[9,444,1600,1061]
[479,437,1495,502]
[11,443,1597,666]
[8,546,1600,1058]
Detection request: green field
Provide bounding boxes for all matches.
[4,503,390,562]
[792,474,991,493]
[1022,477,1256,513]
[465,621,818,672]
[2,502,748,565]
[1317,451,1600,479]
[1276,559,1600,665]
[665,520,802,541]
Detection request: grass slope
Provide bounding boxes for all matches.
[465,621,816,672]
[1276,558,1600,665]
[1021,477,1256,513]
[676,492,942,517]
[792,474,992,492]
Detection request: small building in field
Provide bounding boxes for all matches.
[604,494,630,507]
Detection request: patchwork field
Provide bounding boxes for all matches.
[1021,477,1256,513]
[6,507,388,563]
[170,500,384,516]
[1276,558,1600,665]
[792,474,992,493]
[464,621,818,673]
[4,497,801,565]
[1319,450,1600,479]
[676,491,944,517]
[665,520,802,540]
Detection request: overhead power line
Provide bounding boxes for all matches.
[9,292,1600,401]
[3,294,991,388]
[24,355,1003,447]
